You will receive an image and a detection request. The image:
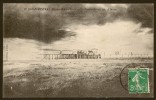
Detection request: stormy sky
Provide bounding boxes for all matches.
[3,3,154,60]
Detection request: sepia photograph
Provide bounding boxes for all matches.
[3,3,154,98]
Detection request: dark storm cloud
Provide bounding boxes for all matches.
[3,4,154,43]
[3,4,78,43]
[127,4,154,28]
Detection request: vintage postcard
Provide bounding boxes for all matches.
[3,3,154,98]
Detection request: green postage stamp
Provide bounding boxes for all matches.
[128,68,149,94]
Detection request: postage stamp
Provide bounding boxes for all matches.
[128,68,149,94]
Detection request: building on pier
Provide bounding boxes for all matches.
[41,49,101,60]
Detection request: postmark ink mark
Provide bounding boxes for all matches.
[120,63,150,94]
[120,63,141,91]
